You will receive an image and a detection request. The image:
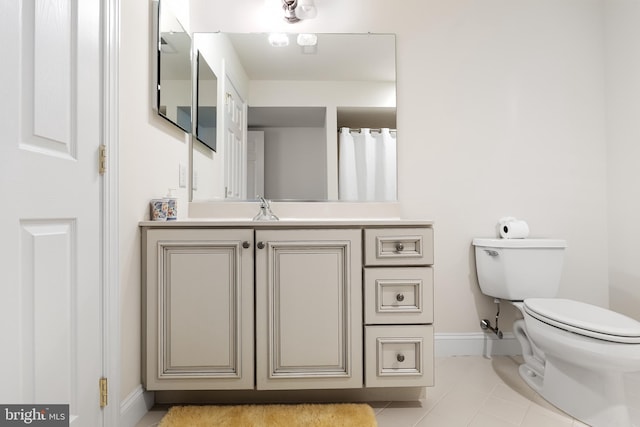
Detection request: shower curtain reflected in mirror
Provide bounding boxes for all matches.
[339,127,397,201]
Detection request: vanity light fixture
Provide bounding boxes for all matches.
[268,32,290,47]
[281,0,317,23]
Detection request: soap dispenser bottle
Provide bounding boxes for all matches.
[164,188,177,221]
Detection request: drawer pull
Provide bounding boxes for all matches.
[257,241,265,249]
[396,293,405,302]
[397,354,405,362]
[395,242,404,252]
[242,241,250,249]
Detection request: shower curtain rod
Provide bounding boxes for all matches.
[339,127,397,133]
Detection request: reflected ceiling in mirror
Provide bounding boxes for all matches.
[191,32,397,203]
[226,33,395,83]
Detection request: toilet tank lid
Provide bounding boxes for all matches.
[472,238,567,248]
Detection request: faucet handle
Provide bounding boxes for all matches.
[256,195,269,208]
[253,195,279,221]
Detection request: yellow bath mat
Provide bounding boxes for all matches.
[158,403,377,427]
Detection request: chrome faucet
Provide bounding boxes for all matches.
[253,196,279,221]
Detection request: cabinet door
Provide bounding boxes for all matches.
[144,228,254,390]
[255,229,362,390]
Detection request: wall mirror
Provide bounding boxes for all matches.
[196,51,217,151]
[155,1,192,133]
[191,32,397,203]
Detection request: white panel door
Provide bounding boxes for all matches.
[223,76,247,200]
[0,0,103,426]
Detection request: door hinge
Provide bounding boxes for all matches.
[99,144,107,175]
[99,377,108,408]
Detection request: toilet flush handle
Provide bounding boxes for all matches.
[484,249,499,257]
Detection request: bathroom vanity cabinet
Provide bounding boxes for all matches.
[142,220,434,394]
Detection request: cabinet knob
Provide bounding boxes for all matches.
[242,241,250,249]
[396,293,405,302]
[397,354,405,362]
[395,242,404,252]
[257,241,265,249]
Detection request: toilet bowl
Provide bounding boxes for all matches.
[520,298,640,426]
[472,238,640,427]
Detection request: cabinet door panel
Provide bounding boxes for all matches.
[256,229,362,390]
[277,250,343,367]
[165,249,234,369]
[144,228,254,390]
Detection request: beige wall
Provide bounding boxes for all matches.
[119,0,618,400]
[394,0,609,332]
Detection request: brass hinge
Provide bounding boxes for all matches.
[99,144,107,175]
[99,377,108,408]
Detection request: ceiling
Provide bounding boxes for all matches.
[159,31,192,80]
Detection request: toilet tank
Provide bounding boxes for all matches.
[472,238,567,300]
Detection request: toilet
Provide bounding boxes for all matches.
[473,238,640,427]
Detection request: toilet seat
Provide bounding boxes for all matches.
[524,298,640,344]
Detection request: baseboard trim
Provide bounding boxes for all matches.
[120,385,154,427]
[435,332,522,357]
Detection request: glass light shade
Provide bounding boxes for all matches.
[296,33,317,46]
[268,33,290,47]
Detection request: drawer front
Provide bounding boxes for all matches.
[365,325,434,388]
[364,228,433,266]
[364,267,433,325]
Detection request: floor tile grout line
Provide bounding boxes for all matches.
[371,400,393,415]
[409,367,497,427]
[519,399,577,427]
[464,382,499,426]
[409,383,455,427]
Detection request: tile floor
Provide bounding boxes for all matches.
[135,355,591,427]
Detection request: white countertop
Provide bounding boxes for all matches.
[139,218,433,228]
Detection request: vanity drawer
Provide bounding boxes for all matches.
[364,228,433,266]
[364,267,433,325]
[364,325,433,388]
